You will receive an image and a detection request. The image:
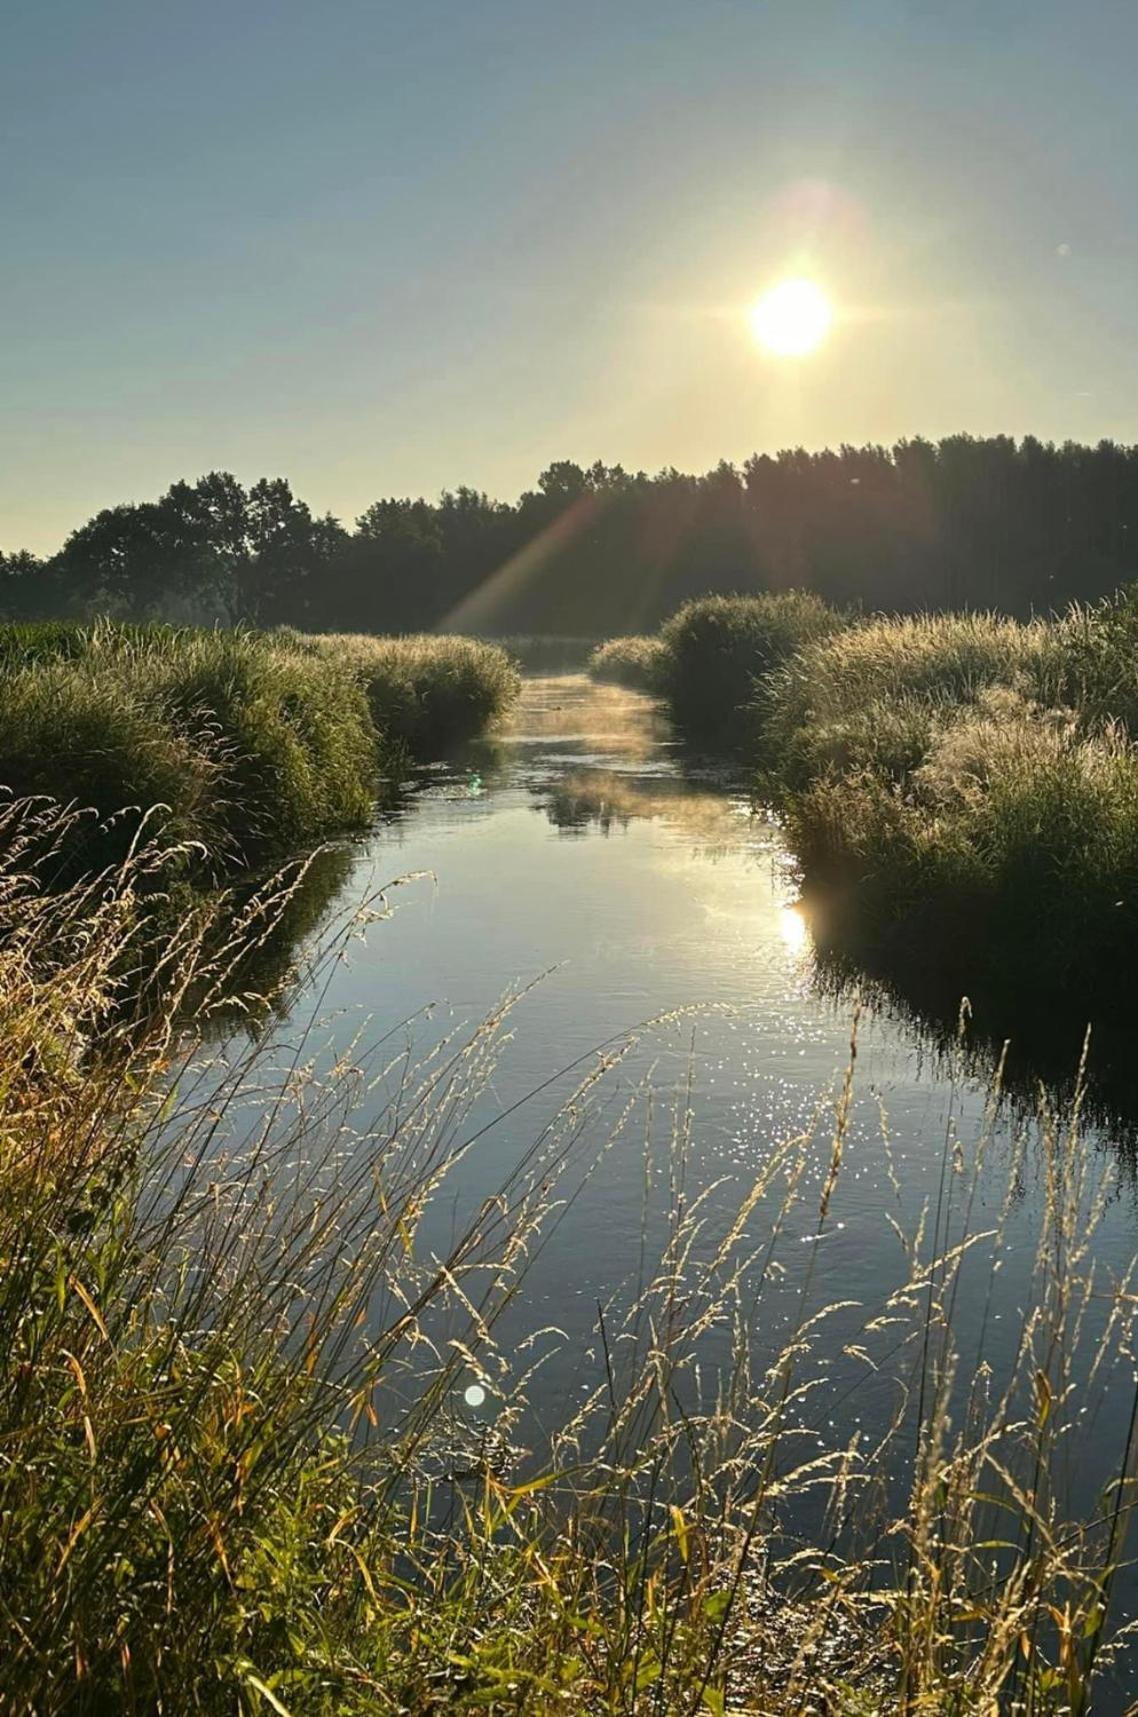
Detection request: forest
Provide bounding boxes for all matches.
[7,433,1138,635]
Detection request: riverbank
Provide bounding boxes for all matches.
[594,591,1138,1018]
[0,622,519,882]
[1,795,1133,1714]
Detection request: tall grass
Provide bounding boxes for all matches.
[658,591,845,751]
[755,610,1052,791]
[747,604,1138,1012]
[588,634,671,692]
[0,623,519,882]
[1,803,1136,1712]
[290,631,520,758]
[586,588,1138,1021]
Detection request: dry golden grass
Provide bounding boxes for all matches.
[0,802,1134,1711]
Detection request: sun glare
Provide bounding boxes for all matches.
[750,278,833,357]
[779,904,809,955]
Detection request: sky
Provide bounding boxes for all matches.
[4,0,1138,554]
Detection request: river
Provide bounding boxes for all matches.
[206,672,1138,1697]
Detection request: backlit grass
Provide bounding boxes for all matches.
[604,591,1138,1015]
[289,630,520,758]
[0,623,519,882]
[587,634,671,692]
[658,591,844,751]
[0,807,1135,1712]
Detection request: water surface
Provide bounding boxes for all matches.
[206,675,1138,1690]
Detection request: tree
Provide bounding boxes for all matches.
[19,435,1138,634]
[242,479,346,626]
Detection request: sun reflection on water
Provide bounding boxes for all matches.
[780,903,810,955]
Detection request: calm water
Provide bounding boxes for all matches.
[207,674,1138,1689]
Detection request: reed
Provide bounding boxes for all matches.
[658,591,844,751]
[628,592,1138,1010]
[754,606,1138,1010]
[288,630,520,758]
[0,623,519,883]
[0,801,1134,1712]
[588,634,672,692]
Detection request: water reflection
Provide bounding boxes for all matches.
[779,902,809,955]
[534,768,752,859]
[805,918,1138,1148]
[503,676,672,765]
[501,676,1138,1136]
[195,843,359,1040]
[204,673,1138,1141]
[185,672,1138,1707]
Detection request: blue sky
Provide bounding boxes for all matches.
[4,0,1138,552]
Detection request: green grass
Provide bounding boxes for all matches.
[0,624,519,882]
[657,591,845,751]
[587,634,671,692]
[606,591,1138,1016]
[754,609,1051,790]
[289,631,520,759]
[748,605,1138,1009]
[0,807,1135,1713]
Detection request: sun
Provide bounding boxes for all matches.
[749,278,833,357]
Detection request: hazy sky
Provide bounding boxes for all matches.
[5,0,1138,553]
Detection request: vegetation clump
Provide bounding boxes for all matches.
[590,589,1138,1013]
[290,630,520,758]
[0,622,518,883]
[587,633,671,691]
[753,603,1138,1005]
[657,590,845,750]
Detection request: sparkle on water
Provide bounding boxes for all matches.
[202,672,1138,1685]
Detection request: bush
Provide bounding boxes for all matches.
[587,634,671,691]
[659,591,843,750]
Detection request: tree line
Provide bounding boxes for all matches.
[5,435,1138,634]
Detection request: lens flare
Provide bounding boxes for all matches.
[750,278,833,357]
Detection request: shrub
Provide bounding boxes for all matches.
[659,591,843,750]
[587,634,671,691]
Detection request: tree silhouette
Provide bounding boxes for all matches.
[6,437,1138,633]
